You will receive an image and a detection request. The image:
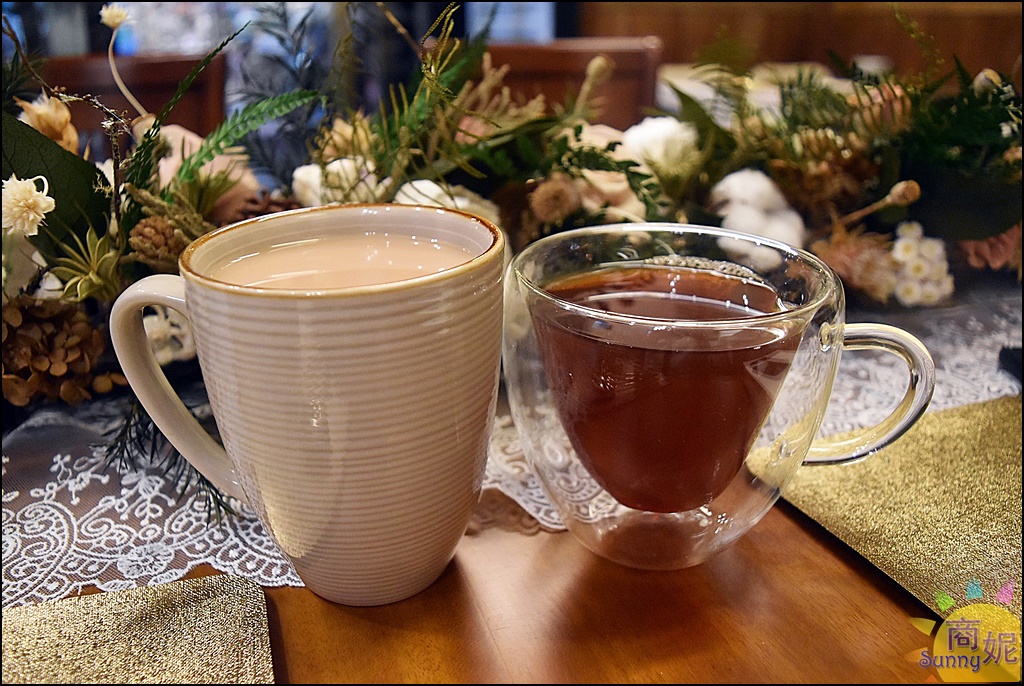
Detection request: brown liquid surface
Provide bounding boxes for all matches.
[532,265,801,513]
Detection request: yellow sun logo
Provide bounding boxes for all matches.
[906,581,1021,682]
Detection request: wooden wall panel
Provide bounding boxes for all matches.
[579,2,1022,87]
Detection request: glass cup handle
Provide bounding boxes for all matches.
[109,274,246,501]
[803,322,936,465]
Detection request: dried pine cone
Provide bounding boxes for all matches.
[747,127,879,230]
[229,190,303,224]
[2,296,127,407]
[128,215,189,273]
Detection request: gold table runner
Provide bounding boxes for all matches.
[783,395,1023,620]
[2,574,273,684]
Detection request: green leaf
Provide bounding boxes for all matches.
[1,112,109,258]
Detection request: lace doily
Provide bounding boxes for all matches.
[3,277,1020,609]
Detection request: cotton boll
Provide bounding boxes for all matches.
[716,236,783,272]
[761,208,807,248]
[708,168,790,215]
[717,236,755,261]
[720,204,768,237]
[291,164,324,207]
[745,244,784,271]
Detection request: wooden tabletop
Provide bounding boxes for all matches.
[185,488,937,684]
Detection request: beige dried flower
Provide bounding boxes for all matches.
[885,180,921,207]
[958,223,1023,273]
[848,82,912,138]
[3,174,55,237]
[99,3,129,30]
[319,113,374,162]
[15,94,79,154]
[810,224,899,304]
[529,172,582,224]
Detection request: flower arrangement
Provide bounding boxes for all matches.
[267,5,1021,309]
[2,4,318,412]
[3,2,1022,409]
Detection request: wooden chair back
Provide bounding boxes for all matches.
[36,52,227,158]
[486,36,664,130]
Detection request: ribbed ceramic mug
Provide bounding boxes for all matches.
[110,203,505,606]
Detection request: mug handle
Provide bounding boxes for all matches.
[109,274,246,501]
[803,322,936,465]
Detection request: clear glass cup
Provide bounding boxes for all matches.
[503,223,935,570]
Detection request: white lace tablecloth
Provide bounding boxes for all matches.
[4,275,1021,609]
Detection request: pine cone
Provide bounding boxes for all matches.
[2,297,127,407]
[765,128,879,229]
[128,215,189,273]
[229,190,303,224]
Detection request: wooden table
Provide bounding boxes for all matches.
[181,489,935,683]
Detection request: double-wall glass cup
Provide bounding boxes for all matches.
[503,223,935,570]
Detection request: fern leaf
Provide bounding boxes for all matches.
[122,24,248,230]
[176,90,322,184]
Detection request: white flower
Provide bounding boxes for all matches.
[918,237,946,263]
[894,279,923,307]
[891,237,919,263]
[928,261,949,281]
[902,256,932,280]
[3,174,55,237]
[622,116,700,180]
[918,281,946,306]
[938,274,955,298]
[895,221,924,240]
[322,158,380,204]
[576,170,646,223]
[291,158,381,207]
[99,4,129,30]
[394,179,501,227]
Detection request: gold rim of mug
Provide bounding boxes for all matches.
[179,202,504,298]
[511,222,839,328]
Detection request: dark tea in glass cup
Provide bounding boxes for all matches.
[503,223,935,570]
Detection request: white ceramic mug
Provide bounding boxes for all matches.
[110,203,505,606]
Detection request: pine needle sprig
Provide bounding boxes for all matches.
[103,395,239,526]
[122,24,248,231]
[175,90,323,185]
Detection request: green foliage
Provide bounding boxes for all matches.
[174,90,322,185]
[1,39,39,117]
[901,59,1022,179]
[777,71,851,130]
[45,224,123,303]
[235,2,336,190]
[1,112,110,257]
[121,25,247,232]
